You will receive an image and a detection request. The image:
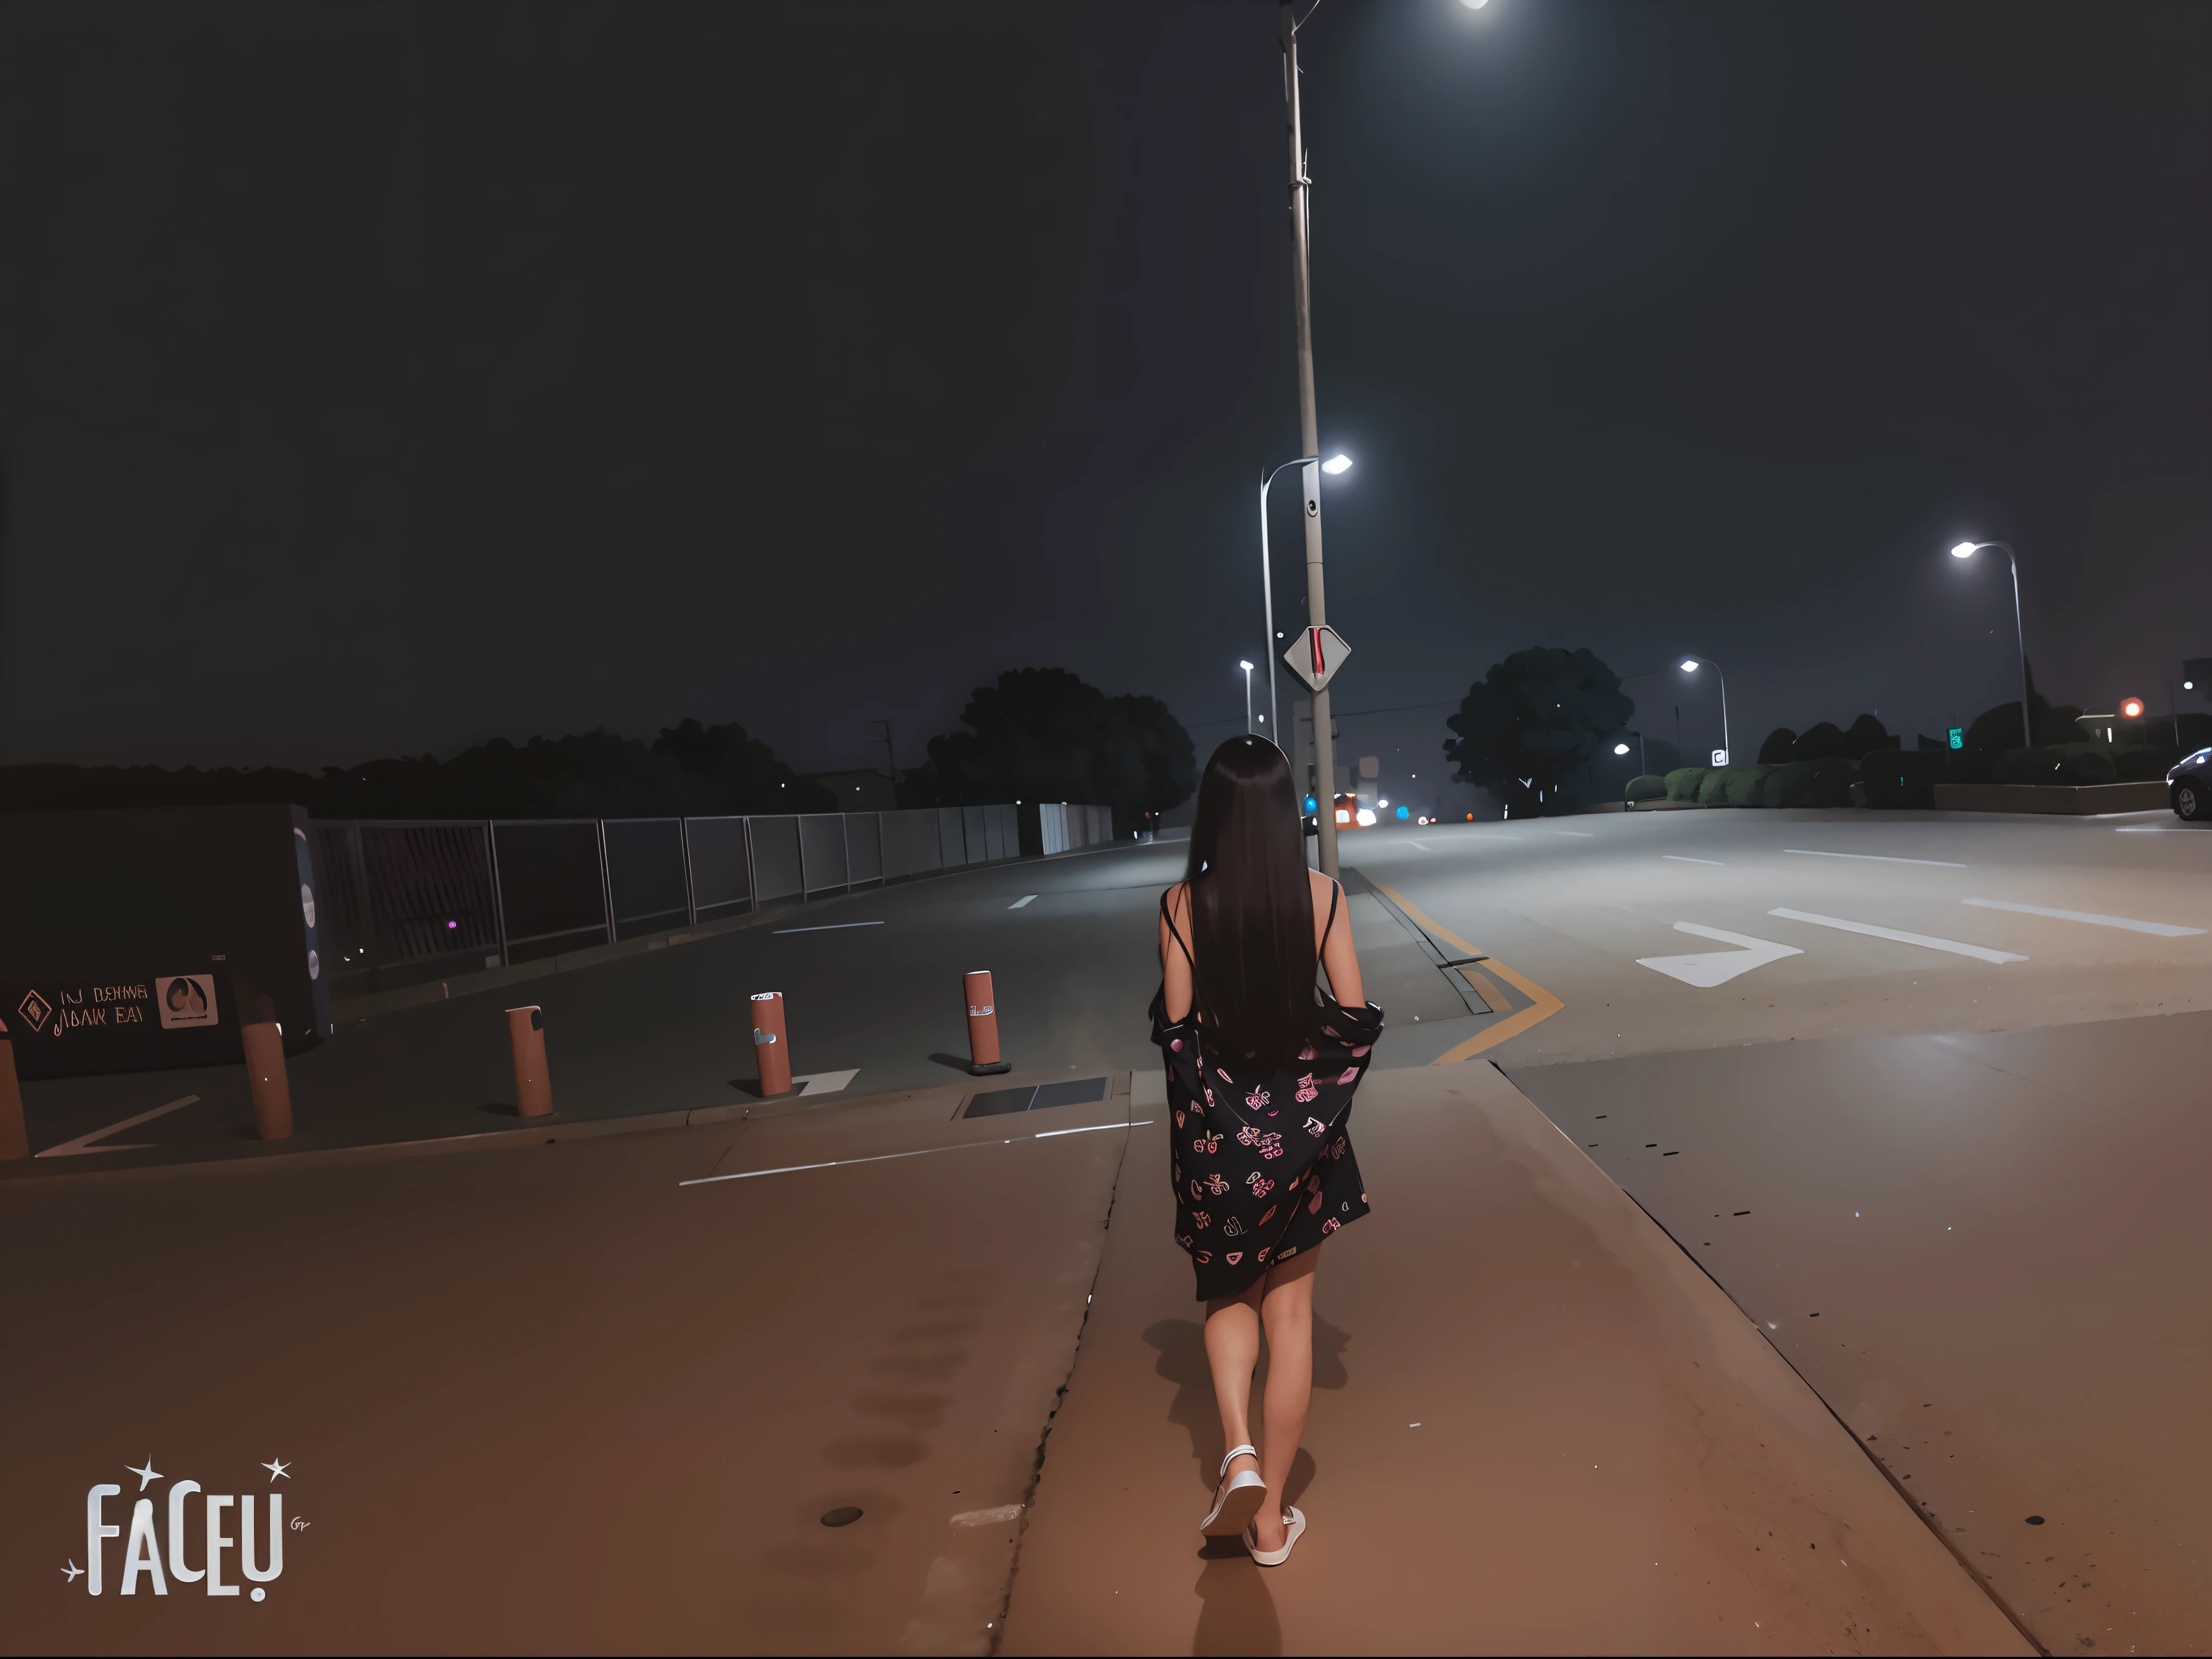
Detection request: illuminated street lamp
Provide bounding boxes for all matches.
[1950,540,2031,748]
[1678,658,1731,765]
[1239,660,1256,736]
[1257,453,1350,744]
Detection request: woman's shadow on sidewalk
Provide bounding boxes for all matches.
[1142,1311,1352,1657]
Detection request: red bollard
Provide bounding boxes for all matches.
[0,1016,28,1162]
[240,1020,294,1141]
[751,992,793,1097]
[507,1006,552,1118]
[964,970,1011,1076]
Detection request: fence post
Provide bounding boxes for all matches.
[507,1006,553,1118]
[0,1017,28,1161]
[743,816,759,915]
[680,818,698,927]
[486,821,509,968]
[239,1004,294,1141]
[750,992,793,1096]
[596,819,617,947]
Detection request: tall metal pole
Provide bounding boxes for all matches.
[2002,547,2031,749]
[1282,1,1340,878]
[1242,663,1255,735]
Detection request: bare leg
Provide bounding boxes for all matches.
[1252,1250,1319,1552]
[1203,1281,1265,1492]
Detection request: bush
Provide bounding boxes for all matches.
[1626,774,1668,802]
[1664,767,1708,802]
[1696,768,1732,806]
[1995,745,2117,786]
[1721,764,1778,806]
[2114,746,2179,782]
[1808,756,1857,806]
[1859,748,1945,809]
[1762,760,1817,807]
[1757,727,1798,764]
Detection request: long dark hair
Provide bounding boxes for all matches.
[1184,736,1317,1066]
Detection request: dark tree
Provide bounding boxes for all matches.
[1757,726,1799,764]
[927,667,1196,832]
[1444,648,1634,811]
[652,718,833,813]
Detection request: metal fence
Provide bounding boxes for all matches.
[309,801,1107,995]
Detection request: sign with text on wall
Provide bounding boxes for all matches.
[1711,749,1729,767]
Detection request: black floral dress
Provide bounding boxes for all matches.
[1152,885,1384,1302]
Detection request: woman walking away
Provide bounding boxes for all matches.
[1152,736,1382,1566]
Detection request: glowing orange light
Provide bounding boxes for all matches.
[2121,697,2144,719]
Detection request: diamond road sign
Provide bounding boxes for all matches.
[1283,625,1351,693]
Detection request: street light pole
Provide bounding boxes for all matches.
[1239,661,1256,736]
[1950,541,2031,749]
[1258,455,1318,745]
[1680,658,1730,763]
[1281,0,1340,878]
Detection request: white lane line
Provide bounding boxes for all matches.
[1662,855,1726,866]
[1008,895,1037,909]
[2116,825,2209,833]
[1034,1121,1135,1139]
[1406,840,1432,851]
[679,1121,1154,1186]
[1785,848,1966,868]
[1636,923,1802,988]
[1552,830,1594,838]
[38,1094,200,1158]
[1768,908,2026,964]
[773,920,885,934]
[1960,898,2205,938]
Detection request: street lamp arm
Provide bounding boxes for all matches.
[1680,654,1730,762]
[1954,541,2031,749]
[1257,455,1323,749]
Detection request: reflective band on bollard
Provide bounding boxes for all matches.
[507,1006,552,1119]
[963,970,1011,1076]
[240,1021,294,1141]
[751,992,792,1097]
[0,1019,28,1161]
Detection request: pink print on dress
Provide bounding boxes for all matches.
[1193,1132,1222,1155]
[1351,1045,1371,1057]
[1170,1037,1183,1051]
[1236,1124,1261,1148]
[1217,1066,1235,1084]
[1256,1246,1271,1263]
[1336,1067,1359,1085]
[1245,1172,1274,1198]
[1320,1217,1341,1235]
[1294,1074,1319,1105]
[1303,1116,1327,1137]
[1256,1132,1284,1160]
[1191,1179,1205,1201]
[1205,1172,1230,1196]
[1224,1251,1243,1266]
[1192,1209,1212,1231]
[1175,1111,1185,1129]
[1259,1206,1277,1225]
[1298,1043,1316,1062]
[1309,1188,1325,1213]
[1246,1085,1271,1112]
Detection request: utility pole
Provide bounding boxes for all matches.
[1282,1,1340,879]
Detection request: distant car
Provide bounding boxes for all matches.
[2170,748,2211,821]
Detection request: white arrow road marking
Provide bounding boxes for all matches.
[37,1095,199,1158]
[1007,895,1037,909]
[1961,898,2204,938]
[1768,908,2026,963]
[1662,855,1726,866]
[1636,923,1803,988]
[791,1070,860,1097]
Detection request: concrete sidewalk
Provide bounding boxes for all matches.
[1000,1064,2028,1655]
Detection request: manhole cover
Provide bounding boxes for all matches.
[820,1506,863,1528]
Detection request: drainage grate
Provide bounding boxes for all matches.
[961,1076,1111,1120]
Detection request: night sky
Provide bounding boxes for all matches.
[2,1,2205,811]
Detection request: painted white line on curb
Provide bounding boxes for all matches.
[1007,895,1037,909]
[952,1505,1023,1527]
[1960,899,2204,938]
[773,921,886,934]
[37,1095,201,1158]
[1662,855,1726,866]
[1767,908,2026,964]
[679,1122,1153,1186]
[1552,831,1594,838]
[2116,825,2210,833]
[1784,848,1967,868]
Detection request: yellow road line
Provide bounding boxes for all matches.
[1370,879,1564,1064]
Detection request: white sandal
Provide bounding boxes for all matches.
[1199,1444,1266,1536]
[1245,1505,1306,1566]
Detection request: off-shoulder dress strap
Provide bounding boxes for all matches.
[1161,884,1196,966]
[1319,878,1341,948]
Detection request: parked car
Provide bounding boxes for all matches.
[2170,748,2211,821]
